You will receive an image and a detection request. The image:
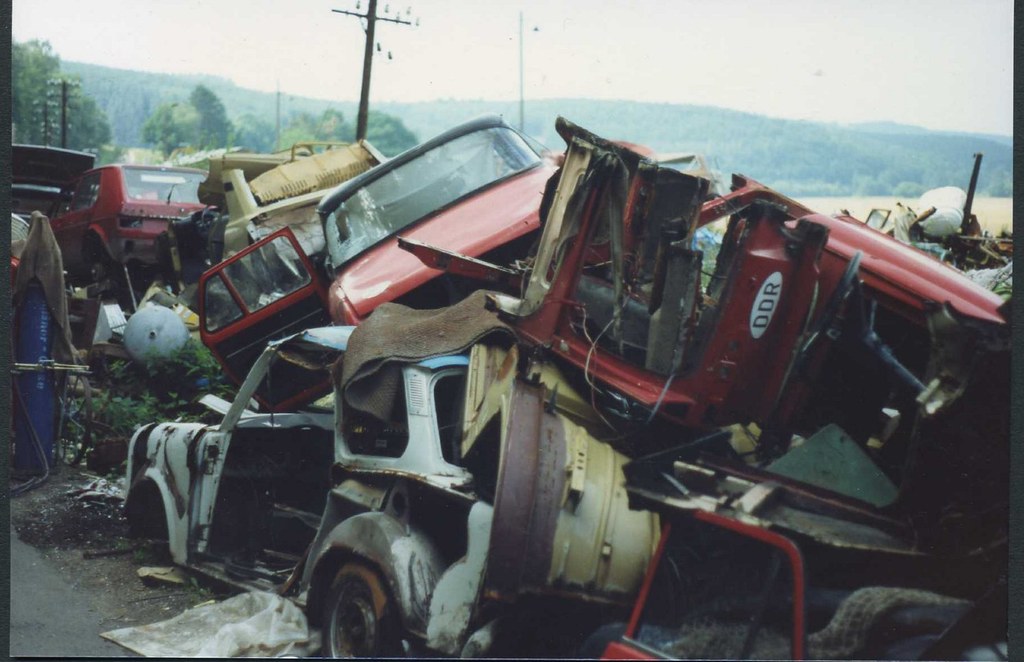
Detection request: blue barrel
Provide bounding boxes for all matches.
[14,280,56,473]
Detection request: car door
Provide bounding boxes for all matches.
[189,327,349,558]
[198,227,331,405]
[52,170,102,274]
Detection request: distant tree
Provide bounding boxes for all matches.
[366,111,418,155]
[275,109,415,155]
[314,109,350,142]
[11,40,113,151]
[233,113,275,152]
[893,181,925,198]
[11,40,61,144]
[278,111,319,148]
[986,169,1012,197]
[189,84,232,149]
[141,102,201,157]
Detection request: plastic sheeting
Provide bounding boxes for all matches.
[101,591,319,657]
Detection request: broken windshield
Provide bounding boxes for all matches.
[323,126,541,269]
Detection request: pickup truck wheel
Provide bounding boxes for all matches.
[322,562,402,658]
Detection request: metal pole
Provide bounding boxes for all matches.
[61,79,69,149]
[42,102,50,146]
[356,0,378,141]
[519,11,524,132]
[960,152,983,234]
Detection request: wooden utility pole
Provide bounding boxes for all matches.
[275,83,281,151]
[60,79,69,148]
[42,101,51,146]
[46,77,78,148]
[333,2,414,141]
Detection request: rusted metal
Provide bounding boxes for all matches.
[693,510,807,660]
[484,378,557,601]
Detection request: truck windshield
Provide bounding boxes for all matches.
[323,126,541,268]
[123,168,205,204]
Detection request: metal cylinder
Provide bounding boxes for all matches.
[14,280,56,473]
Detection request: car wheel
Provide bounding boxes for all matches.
[83,234,113,280]
[322,562,402,658]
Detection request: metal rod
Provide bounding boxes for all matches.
[123,263,139,312]
[961,152,983,234]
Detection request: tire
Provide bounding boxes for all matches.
[322,562,403,658]
[83,233,114,283]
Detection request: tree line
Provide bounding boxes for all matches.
[12,40,420,163]
[15,40,1013,197]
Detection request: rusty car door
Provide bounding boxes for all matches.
[197,227,331,407]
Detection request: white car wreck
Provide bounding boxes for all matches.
[125,295,660,656]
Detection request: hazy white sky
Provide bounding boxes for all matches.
[13,0,1014,135]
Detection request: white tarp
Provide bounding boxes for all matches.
[101,591,319,657]
[917,186,967,238]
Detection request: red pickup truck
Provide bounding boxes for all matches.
[50,164,207,286]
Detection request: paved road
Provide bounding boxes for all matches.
[9,529,133,657]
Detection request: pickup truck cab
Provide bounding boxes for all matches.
[51,164,206,284]
[197,115,557,394]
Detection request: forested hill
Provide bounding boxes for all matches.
[63,60,1012,197]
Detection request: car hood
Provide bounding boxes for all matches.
[330,164,554,323]
[12,144,95,190]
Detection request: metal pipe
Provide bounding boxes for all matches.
[961,152,983,234]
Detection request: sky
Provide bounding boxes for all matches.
[12,0,1015,136]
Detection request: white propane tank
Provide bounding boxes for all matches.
[123,302,190,364]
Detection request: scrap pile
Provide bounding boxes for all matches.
[11,116,1010,659]
[368,118,1010,658]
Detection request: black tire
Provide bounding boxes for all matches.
[322,562,403,658]
[83,233,115,284]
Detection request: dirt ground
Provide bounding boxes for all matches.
[10,464,231,650]
[9,463,607,658]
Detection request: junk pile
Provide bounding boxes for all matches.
[9,139,382,491]
[390,118,1010,658]
[11,212,87,493]
[9,211,226,487]
[863,153,1012,278]
[118,118,1007,658]
[13,117,1010,658]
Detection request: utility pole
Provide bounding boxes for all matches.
[42,101,51,146]
[46,77,79,148]
[333,2,415,141]
[518,15,538,134]
[60,79,69,148]
[519,12,524,132]
[275,82,281,151]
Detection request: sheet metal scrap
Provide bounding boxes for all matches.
[249,141,384,205]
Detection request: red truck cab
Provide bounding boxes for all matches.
[50,164,207,284]
[198,115,557,395]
